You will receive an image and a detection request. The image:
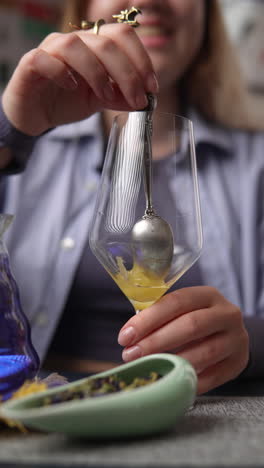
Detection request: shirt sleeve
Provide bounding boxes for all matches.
[0,97,38,174]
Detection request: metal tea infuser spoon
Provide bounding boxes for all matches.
[131,94,174,278]
[73,11,173,279]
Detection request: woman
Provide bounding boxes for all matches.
[0,0,263,394]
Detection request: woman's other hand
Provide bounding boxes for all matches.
[2,23,158,136]
[118,286,249,394]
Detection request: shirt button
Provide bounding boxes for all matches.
[35,310,48,327]
[85,182,97,192]
[61,237,75,249]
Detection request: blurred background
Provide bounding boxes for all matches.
[221,0,264,94]
[0,0,263,95]
[0,0,62,91]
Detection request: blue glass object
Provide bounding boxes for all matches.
[0,214,39,400]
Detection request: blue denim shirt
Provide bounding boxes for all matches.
[0,107,264,369]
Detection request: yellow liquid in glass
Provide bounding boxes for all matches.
[113,257,170,311]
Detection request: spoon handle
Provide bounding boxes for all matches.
[143,117,154,216]
[141,94,157,217]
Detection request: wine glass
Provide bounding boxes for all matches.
[89,110,203,314]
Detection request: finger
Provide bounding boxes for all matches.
[118,286,221,347]
[43,31,148,109]
[76,27,150,109]
[121,298,242,361]
[177,332,236,374]
[41,32,119,105]
[14,48,79,92]
[196,352,248,395]
[121,305,229,362]
[83,23,159,94]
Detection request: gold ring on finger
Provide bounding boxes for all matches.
[93,19,106,35]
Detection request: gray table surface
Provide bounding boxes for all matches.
[1,395,264,467]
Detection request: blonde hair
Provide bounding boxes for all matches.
[61,0,263,131]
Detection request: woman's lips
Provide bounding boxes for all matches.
[136,22,172,48]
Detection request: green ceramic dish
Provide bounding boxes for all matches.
[0,354,197,438]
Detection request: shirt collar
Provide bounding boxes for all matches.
[47,109,233,154]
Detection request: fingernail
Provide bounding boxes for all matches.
[122,345,142,362]
[103,81,115,101]
[147,72,159,93]
[118,326,136,346]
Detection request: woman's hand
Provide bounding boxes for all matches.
[118,286,249,394]
[2,23,158,136]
